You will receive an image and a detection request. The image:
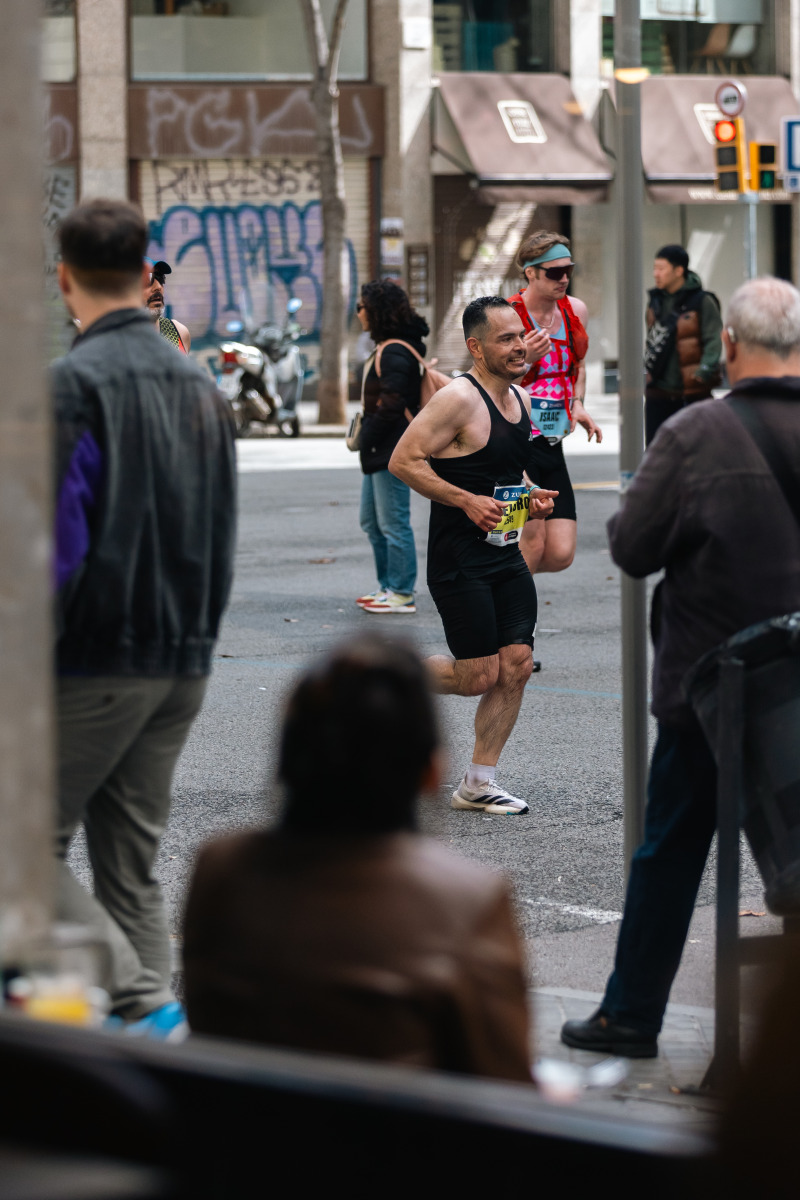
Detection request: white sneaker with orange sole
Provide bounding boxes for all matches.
[362,591,416,614]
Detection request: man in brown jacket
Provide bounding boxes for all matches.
[183,635,533,1081]
[562,277,800,1058]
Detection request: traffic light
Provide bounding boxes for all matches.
[714,117,746,193]
[749,142,778,192]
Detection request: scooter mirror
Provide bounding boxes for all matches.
[286,298,303,315]
[226,319,244,334]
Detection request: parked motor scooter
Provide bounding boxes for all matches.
[217,298,304,438]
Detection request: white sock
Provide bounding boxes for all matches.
[466,762,495,789]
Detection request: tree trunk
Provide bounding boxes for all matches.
[0,0,54,956]
[312,76,348,425]
[299,0,350,426]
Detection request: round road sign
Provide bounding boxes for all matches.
[715,80,747,118]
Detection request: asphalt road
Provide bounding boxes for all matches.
[70,434,773,1009]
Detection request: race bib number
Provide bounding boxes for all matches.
[485,483,529,547]
[530,399,571,445]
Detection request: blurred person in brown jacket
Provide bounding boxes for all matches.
[182,634,533,1082]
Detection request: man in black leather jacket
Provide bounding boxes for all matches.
[53,198,236,1036]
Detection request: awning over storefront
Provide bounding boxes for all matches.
[641,75,799,204]
[433,73,612,205]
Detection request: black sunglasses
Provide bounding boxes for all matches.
[148,272,166,286]
[356,301,365,313]
[540,264,575,281]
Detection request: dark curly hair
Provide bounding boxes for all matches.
[359,278,430,345]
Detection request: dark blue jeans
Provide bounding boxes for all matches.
[359,470,417,596]
[602,720,718,1036]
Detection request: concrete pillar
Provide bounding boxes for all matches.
[570,0,603,120]
[0,1,54,956]
[371,0,434,326]
[77,0,128,199]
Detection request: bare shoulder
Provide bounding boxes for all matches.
[173,318,192,351]
[427,372,481,410]
[413,372,482,427]
[568,296,589,327]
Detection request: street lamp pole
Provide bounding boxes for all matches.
[615,1,649,876]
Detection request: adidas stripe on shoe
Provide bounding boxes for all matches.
[451,776,529,815]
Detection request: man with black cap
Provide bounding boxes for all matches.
[144,257,191,353]
[644,244,722,445]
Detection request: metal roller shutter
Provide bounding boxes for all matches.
[138,157,370,376]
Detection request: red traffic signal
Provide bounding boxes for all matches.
[714,119,738,144]
[713,116,746,193]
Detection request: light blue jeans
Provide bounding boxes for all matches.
[359,469,417,596]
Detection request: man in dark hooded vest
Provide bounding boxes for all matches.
[644,243,722,445]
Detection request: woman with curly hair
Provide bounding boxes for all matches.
[354,279,429,614]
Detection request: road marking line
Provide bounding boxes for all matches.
[522,897,623,924]
[573,481,619,491]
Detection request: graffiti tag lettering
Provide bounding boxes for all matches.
[143,87,375,158]
[147,159,321,214]
[147,199,357,351]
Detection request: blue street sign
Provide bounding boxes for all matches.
[781,117,800,174]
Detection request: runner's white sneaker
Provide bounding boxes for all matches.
[356,589,387,608]
[363,591,416,614]
[451,776,529,815]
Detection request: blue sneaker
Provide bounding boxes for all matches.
[124,1001,188,1042]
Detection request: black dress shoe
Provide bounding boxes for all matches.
[560,1010,658,1058]
[532,660,542,673]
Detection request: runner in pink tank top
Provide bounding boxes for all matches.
[507,232,602,583]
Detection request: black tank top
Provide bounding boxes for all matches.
[427,375,534,582]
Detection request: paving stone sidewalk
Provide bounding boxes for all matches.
[530,986,723,1131]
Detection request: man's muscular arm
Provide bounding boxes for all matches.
[389,381,507,532]
[390,380,557,532]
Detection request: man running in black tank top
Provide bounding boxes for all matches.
[390,297,558,814]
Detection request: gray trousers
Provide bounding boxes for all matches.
[56,675,207,1020]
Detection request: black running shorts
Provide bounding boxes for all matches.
[525,436,576,522]
[428,557,537,661]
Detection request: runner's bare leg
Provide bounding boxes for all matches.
[427,644,532,766]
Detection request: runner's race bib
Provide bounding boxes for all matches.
[530,398,571,446]
[485,483,529,547]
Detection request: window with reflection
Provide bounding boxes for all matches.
[130,0,367,81]
[433,0,553,73]
[601,1,777,77]
[42,0,76,83]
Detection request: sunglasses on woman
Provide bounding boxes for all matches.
[540,264,575,281]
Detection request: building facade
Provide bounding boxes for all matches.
[43,1,800,388]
